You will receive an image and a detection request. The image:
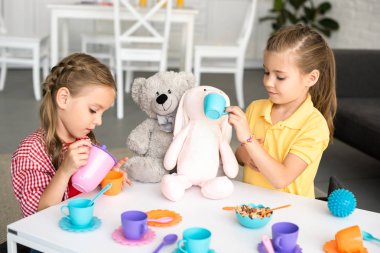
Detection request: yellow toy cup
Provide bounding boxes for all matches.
[101,171,124,196]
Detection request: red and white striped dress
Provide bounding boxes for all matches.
[11,129,81,217]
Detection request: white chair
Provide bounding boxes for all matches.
[0,5,49,101]
[113,0,172,119]
[81,33,115,71]
[193,0,257,108]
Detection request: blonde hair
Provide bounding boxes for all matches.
[266,24,337,142]
[40,53,116,168]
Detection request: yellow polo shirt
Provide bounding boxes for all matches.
[243,95,329,198]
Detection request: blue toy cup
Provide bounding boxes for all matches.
[204,93,228,120]
[60,198,94,228]
[177,227,211,253]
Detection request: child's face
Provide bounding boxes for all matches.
[56,85,116,142]
[263,50,311,106]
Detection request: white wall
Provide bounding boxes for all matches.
[3,0,380,68]
[198,0,380,67]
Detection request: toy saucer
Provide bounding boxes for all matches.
[173,246,216,253]
[112,226,156,246]
[258,239,302,253]
[58,216,101,232]
[323,240,368,253]
[146,209,182,227]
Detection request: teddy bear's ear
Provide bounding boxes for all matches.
[173,89,190,137]
[131,77,146,104]
[178,72,196,90]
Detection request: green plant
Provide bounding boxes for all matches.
[260,0,339,37]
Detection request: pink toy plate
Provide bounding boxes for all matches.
[112,226,156,246]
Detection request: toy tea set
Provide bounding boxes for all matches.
[56,97,378,252]
[57,143,215,252]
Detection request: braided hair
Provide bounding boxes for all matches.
[40,53,116,168]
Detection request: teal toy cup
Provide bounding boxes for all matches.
[60,198,94,228]
[177,227,211,253]
[204,93,228,120]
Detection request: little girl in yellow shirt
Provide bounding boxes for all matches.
[226,24,337,198]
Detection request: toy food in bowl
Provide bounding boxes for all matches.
[235,203,272,229]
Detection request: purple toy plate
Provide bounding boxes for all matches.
[257,239,302,253]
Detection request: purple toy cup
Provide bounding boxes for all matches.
[121,210,148,240]
[272,222,299,252]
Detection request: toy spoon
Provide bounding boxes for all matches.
[362,231,380,243]
[223,204,291,212]
[262,235,275,253]
[87,183,112,206]
[147,217,173,223]
[152,233,178,253]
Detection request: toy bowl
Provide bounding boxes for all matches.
[235,203,272,229]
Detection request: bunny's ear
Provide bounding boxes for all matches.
[221,93,232,143]
[131,77,146,104]
[173,89,190,137]
[221,117,232,144]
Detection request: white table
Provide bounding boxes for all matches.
[48,3,198,72]
[7,181,380,252]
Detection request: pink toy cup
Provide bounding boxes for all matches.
[72,144,117,193]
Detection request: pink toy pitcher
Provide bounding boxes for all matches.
[72,144,117,193]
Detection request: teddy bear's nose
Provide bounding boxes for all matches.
[156,94,168,105]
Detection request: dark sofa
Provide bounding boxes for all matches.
[333,49,380,161]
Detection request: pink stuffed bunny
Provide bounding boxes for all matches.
[161,86,239,201]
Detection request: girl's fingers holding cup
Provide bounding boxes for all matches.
[113,157,128,171]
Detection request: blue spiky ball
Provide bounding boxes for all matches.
[327,189,356,217]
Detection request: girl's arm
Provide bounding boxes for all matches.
[38,139,92,211]
[235,143,261,170]
[226,106,307,188]
[241,138,307,188]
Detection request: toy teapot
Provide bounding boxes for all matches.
[72,144,117,192]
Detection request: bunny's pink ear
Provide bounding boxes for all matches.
[221,94,232,143]
[173,89,190,137]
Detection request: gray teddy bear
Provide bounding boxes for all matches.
[123,71,195,183]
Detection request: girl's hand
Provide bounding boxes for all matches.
[111,157,133,187]
[59,139,92,177]
[226,106,251,143]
